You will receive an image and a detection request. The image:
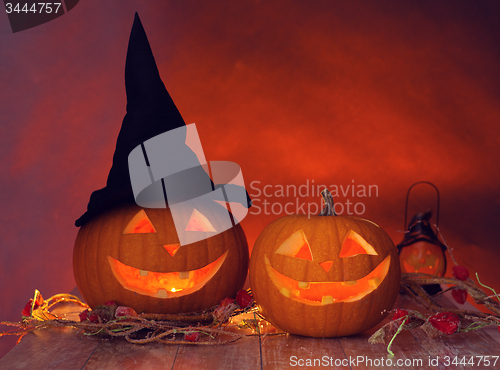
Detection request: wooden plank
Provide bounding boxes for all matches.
[82,340,179,370]
[0,327,100,370]
[172,336,261,370]
[409,294,500,370]
[2,293,499,369]
[340,329,435,370]
[261,334,348,369]
[410,328,500,370]
[391,292,500,370]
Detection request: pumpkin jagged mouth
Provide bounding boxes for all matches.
[265,255,391,306]
[108,251,228,299]
[402,259,440,274]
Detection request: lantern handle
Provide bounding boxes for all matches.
[403,181,440,229]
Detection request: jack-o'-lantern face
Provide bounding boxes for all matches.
[74,202,248,314]
[398,241,446,275]
[249,213,401,338]
[265,229,391,305]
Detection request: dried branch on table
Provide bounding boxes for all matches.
[369,272,500,356]
[400,272,500,319]
[1,289,260,345]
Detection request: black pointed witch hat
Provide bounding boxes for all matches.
[76,13,249,227]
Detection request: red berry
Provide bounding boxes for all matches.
[115,306,138,318]
[452,265,469,281]
[235,290,253,309]
[79,309,90,321]
[392,309,409,324]
[87,308,112,323]
[429,312,460,335]
[104,300,117,306]
[451,289,467,304]
[184,330,200,342]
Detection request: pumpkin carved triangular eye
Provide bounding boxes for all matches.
[185,209,216,232]
[339,230,377,257]
[124,210,156,234]
[275,230,313,261]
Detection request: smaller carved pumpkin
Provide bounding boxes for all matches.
[249,190,401,337]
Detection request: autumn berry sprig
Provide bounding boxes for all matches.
[371,270,500,355]
[371,309,465,355]
[79,300,138,324]
[212,289,254,325]
[370,309,426,355]
[2,289,258,346]
[75,289,255,344]
[450,265,469,304]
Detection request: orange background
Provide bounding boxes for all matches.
[1,0,499,358]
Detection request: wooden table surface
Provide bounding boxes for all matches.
[1,293,499,370]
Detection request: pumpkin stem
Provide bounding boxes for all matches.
[319,189,337,216]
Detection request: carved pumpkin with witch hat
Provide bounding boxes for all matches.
[74,13,251,314]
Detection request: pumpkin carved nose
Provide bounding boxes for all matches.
[320,261,333,273]
[419,257,426,264]
[164,244,181,257]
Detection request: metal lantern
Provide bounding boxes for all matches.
[397,182,447,284]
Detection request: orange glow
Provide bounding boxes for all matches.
[339,230,378,258]
[402,259,440,274]
[275,230,313,260]
[107,250,228,298]
[295,243,313,261]
[319,261,333,273]
[123,210,156,234]
[163,244,181,257]
[264,255,391,305]
[399,241,445,275]
[339,238,368,258]
[1,1,499,360]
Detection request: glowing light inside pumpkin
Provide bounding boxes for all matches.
[108,250,228,299]
[319,261,333,273]
[185,208,217,232]
[265,255,391,305]
[123,210,156,234]
[275,230,313,260]
[339,230,378,257]
[163,244,181,257]
[399,241,445,275]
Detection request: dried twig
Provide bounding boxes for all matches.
[370,272,500,356]
[1,291,260,346]
[401,273,500,319]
